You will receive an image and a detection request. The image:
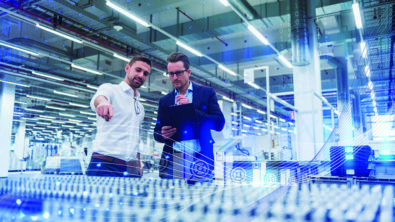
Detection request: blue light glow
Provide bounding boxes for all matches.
[43,212,50,219]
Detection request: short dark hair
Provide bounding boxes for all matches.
[167,52,190,69]
[129,55,152,67]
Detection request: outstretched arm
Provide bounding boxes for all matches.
[94,95,113,121]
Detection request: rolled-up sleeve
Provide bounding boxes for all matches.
[90,83,113,112]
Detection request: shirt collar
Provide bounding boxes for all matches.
[175,81,193,95]
[120,81,140,98]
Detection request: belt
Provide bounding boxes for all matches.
[92,152,141,176]
[92,152,136,165]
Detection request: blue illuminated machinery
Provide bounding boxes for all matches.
[0,174,393,221]
[330,146,372,177]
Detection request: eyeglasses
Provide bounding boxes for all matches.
[167,69,187,77]
[134,98,141,115]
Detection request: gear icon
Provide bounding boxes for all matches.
[190,160,210,178]
[230,167,247,183]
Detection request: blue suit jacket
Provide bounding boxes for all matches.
[154,82,225,179]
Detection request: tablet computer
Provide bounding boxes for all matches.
[162,103,198,141]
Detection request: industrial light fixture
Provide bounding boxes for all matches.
[37,122,51,125]
[219,0,229,6]
[360,41,367,58]
[222,96,234,102]
[80,111,96,116]
[243,116,252,121]
[368,81,373,90]
[71,64,102,75]
[36,23,83,44]
[113,53,130,62]
[106,1,150,27]
[32,71,64,81]
[39,115,56,119]
[15,101,27,105]
[0,41,40,56]
[161,91,167,95]
[365,65,370,77]
[69,102,89,108]
[51,120,64,124]
[25,108,44,113]
[278,55,293,68]
[176,41,203,57]
[0,79,29,87]
[255,120,263,124]
[46,106,66,111]
[59,113,75,117]
[247,25,269,45]
[257,110,266,115]
[27,95,51,101]
[352,3,363,29]
[323,125,333,131]
[370,92,375,100]
[32,126,45,130]
[54,90,78,98]
[47,126,60,129]
[219,64,237,76]
[247,82,260,89]
[113,25,123,32]
[87,84,98,90]
[88,117,96,121]
[242,103,253,109]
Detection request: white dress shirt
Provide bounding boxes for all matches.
[90,81,144,161]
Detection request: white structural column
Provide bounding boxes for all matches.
[14,120,26,159]
[291,0,324,161]
[0,82,16,177]
[14,120,27,171]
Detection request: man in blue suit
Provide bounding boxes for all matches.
[154,52,225,183]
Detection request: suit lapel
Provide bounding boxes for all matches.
[166,90,176,106]
[192,82,198,108]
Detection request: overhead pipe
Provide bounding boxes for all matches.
[228,0,259,20]
[350,90,362,130]
[321,56,349,109]
[290,0,309,66]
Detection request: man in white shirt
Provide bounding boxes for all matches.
[87,55,152,177]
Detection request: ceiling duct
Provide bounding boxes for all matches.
[228,0,259,20]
